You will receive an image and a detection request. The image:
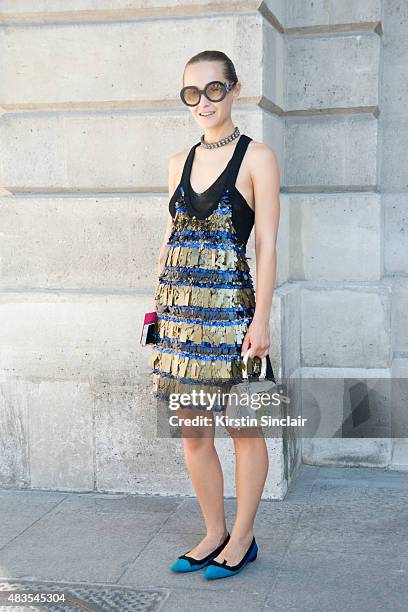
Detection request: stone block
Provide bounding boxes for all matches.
[0,195,167,290]
[285,116,378,188]
[286,0,381,28]
[301,284,391,367]
[289,193,382,281]
[0,291,150,381]
[303,438,392,467]
[388,278,408,353]
[0,14,262,106]
[286,34,380,111]
[384,193,408,275]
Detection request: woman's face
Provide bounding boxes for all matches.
[182,61,240,128]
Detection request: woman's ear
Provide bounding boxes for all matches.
[232,81,241,100]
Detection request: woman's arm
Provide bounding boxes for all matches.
[156,213,174,281]
[153,156,178,309]
[241,145,281,358]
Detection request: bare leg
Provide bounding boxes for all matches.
[178,407,228,558]
[212,426,268,564]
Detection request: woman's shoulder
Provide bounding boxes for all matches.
[169,147,191,183]
[245,139,279,175]
[246,138,278,161]
[170,145,191,166]
[168,145,193,186]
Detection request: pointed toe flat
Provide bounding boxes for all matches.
[170,532,230,573]
[203,536,258,580]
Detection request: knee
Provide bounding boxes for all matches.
[225,425,264,441]
[183,435,215,454]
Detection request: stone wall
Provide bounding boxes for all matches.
[1,0,404,498]
[0,0,294,498]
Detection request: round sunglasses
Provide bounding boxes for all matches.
[180,80,237,107]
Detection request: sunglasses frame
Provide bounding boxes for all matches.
[180,80,237,107]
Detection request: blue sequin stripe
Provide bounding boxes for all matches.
[159,279,252,290]
[162,271,251,284]
[157,336,240,355]
[153,369,243,386]
[163,305,253,313]
[172,229,238,242]
[175,205,230,216]
[163,265,250,282]
[165,264,248,276]
[158,305,255,321]
[167,241,245,253]
[160,304,255,320]
[157,313,252,326]
[154,345,242,361]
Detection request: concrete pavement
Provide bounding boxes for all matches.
[0,463,407,611]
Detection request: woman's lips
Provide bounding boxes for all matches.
[199,111,216,117]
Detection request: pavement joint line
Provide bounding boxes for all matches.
[115,498,185,583]
[0,494,70,555]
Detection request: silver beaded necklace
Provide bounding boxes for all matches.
[200,126,240,149]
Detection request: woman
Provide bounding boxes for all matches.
[149,50,280,579]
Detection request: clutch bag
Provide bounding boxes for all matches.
[140,311,158,346]
[225,348,277,428]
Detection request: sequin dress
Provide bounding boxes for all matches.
[149,134,275,411]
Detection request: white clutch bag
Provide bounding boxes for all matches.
[225,349,278,429]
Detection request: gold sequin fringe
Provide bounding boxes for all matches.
[164,243,250,271]
[155,283,255,309]
[150,348,263,384]
[153,315,249,346]
[176,210,232,232]
[150,350,242,383]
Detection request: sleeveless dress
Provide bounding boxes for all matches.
[149,134,275,412]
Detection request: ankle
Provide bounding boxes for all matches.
[230,529,254,544]
[206,528,229,542]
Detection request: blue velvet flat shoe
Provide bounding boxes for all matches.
[170,532,230,573]
[203,536,258,579]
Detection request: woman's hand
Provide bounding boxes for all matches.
[241,315,270,359]
[152,284,159,312]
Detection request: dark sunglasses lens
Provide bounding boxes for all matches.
[181,87,200,106]
[205,82,226,102]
